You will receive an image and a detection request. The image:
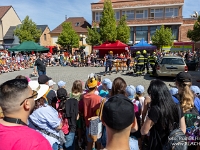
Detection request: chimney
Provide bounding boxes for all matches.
[65,15,67,20]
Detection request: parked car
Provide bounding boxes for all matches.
[156,56,188,77]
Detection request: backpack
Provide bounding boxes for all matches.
[152,105,187,150]
[173,95,200,144]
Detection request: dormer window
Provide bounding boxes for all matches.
[75,22,80,26]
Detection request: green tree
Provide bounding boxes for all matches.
[14,16,41,43]
[86,24,101,46]
[116,15,130,44]
[99,0,117,42]
[151,25,173,51]
[187,16,200,42]
[56,22,79,51]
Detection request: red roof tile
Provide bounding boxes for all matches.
[0,6,12,19]
[50,17,91,34]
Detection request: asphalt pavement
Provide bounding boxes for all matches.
[0,66,200,94]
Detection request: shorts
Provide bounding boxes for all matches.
[86,127,101,143]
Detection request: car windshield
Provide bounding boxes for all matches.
[160,58,184,65]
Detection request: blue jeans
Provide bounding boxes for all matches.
[64,132,75,150]
[38,70,46,76]
[52,142,59,150]
[105,61,112,73]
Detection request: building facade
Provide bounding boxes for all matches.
[3,25,52,48]
[91,0,196,49]
[50,17,92,55]
[0,6,21,46]
[37,25,52,47]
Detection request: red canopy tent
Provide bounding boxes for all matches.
[93,40,129,58]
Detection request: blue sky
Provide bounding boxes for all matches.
[1,0,200,30]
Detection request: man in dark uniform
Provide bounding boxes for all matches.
[148,52,157,76]
[104,51,113,76]
[142,50,149,74]
[135,51,144,76]
[34,53,46,76]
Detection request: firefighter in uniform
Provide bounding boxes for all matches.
[104,51,114,76]
[142,50,149,74]
[135,51,145,76]
[148,52,157,75]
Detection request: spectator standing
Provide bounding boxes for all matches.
[58,80,66,89]
[38,75,57,108]
[69,80,83,147]
[34,53,46,76]
[0,79,52,150]
[135,85,145,113]
[102,94,136,150]
[141,79,186,150]
[57,88,79,150]
[82,76,102,150]
[29,81,62,150]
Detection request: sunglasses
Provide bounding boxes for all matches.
[20,90,38,106]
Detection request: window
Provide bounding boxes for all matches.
[150,26,161,40]
[129,27,134,45]
[75,22,80,26]
[136,10,148,19]
[136,26,148,41]
[122,10,134,20]
[44,34,46,41]
[171,25,179,40]
[150,8,164,18]
[95,12,102,21]
[161,58,184,65]
[115,11,120,20]
[165,8,178,18]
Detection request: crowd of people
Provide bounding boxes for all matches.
[1,70,200,150]
[0,48,199,77]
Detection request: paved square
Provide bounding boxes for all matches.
[0,66,200,94]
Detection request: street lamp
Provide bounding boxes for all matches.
[80,34,86,46]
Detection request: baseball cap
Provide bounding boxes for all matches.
[126,85,136,99]
[58,80,66,87]
[175,72,192,82]
[57,88,68,100]
[169,88,178,95]
[38,75,52,84]
[48,80,56,86]
[190,86,200,95]
[136,85,144,94]
[102,78,112,90]
[102,94,134,130]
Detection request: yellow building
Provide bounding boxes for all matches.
[50,17,92,55]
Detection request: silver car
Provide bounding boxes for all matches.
[156,56,188,77]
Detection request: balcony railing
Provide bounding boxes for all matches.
[92,16,183,26]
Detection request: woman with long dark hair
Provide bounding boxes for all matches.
[141,79,186,150]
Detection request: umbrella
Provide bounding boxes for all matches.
[8,41,49,52]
